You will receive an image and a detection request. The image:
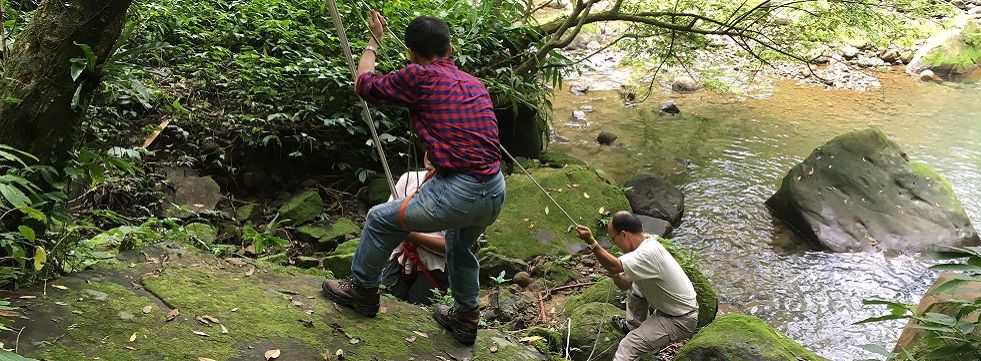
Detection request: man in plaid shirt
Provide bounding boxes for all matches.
[322,12,506,346]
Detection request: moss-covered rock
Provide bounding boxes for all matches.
[478,251,529,282]
[910,20,980,79]
[525,326,564,355]
[234,203,262,223]
[485,166,631,259]
[538,151,587,168]
[567,302,623,361]
[562,278,626,315]
[535,260,581,287]
[3,244,545,361]
[278,190,323,225]
[324,238,360,278]
[184,222,217,245]
[675,314,827,361]
[765,128,978,252]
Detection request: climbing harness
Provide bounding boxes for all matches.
[326,0,580,229]
[391,242,446,290]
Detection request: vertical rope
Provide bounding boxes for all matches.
[326,0,397,195]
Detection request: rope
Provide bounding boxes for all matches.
[498,145,579,228]
[325,0,397,195]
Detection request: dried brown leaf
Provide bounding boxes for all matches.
[51,284,68,290]
[263,349,281,360]
[412,331,429,338]
[404,335,416,343]
[142,305,152,314]
[165,308,180,321]
[192,330,210,337]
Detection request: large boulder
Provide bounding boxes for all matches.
[164,168,222,214]
[766,128,979,252]
[624,175,685,227]
[485,166,631,259]
[907,18,981,81]
[478,251,529,281]
[891,272,981,360]
[675,314,827,361]
[562,278,627,314]
[638,215,673,238]
[567,302,624,361]
[278,190,323,225]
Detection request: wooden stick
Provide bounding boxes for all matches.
[141,117,170,149]
[550,281,597,293]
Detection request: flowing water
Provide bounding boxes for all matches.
[548,71,981,360]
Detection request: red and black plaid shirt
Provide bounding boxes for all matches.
[356,57,501,179]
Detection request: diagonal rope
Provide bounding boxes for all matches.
[325,0,397,195]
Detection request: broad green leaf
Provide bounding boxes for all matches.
[0,184,30,208]
[921,312,957,326]
[33,247,47,271]
[0,349,40,360]
[18,226,35,241]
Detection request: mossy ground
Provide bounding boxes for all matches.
[675,313,827,361]
[485,166,631,260]
[1,244,542,361]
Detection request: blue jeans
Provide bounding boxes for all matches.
[351,171,506,310]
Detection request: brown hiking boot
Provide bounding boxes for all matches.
[433,305,479,345]
[321,278,379,317]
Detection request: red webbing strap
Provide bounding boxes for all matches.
[391,242,444,290]
[397,169,436,231]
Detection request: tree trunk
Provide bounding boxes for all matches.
[0,0,132,164]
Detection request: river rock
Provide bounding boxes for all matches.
[907,19,980,80]
[674,314,827,361]
[278,190,323,225]
[597,131,618,145]
[185,223,217,245]
[841,44,860,59]
[765,128,979,252]
[512,271,532,288]
[478,251,528,281]
[638,215,673,237]
[484,287,536,329]
[671,77,704,93]
[919,69,938,82]
[624,175,685,226]
[165,169,221,215]
[567,302,624,361]
[572,110,587,121]
[660,100,680,115]
[892,272,981,359]
[235,202,262,223]
[878,48,901,64]
[570,83,589,95]
[806,46,832,64]
[562,278,627,314]
[323,238,359,278]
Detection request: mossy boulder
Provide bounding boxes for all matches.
[567,302,624,361]
[324,238,360,278]
[478,251,529,282]
[234,202,262,223]
[562,278,626,314]
[278,190,323,225]
[3,244,546,361]
[675,314,826,361]
[538,151,587,168]
[891,272,981,360]
[624,175,685,227]
[765,128,979,252]
[909,20,980,80]
[485,166,631,259]
[525,326,564,355]
[184,222,217,245]
[535,260,582,287]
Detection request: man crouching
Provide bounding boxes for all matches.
[575,211,698,360]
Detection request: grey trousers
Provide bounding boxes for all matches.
[613,285,698,361]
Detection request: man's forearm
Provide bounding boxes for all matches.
[610,273,632,291]
[590,241,624,274]
[356,38,379,78]
[407,232,446,254]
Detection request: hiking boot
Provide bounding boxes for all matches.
[611,316,630,335]
[321,278,379,317]
[433,305,479,345]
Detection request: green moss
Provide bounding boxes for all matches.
[325,218,360,242]
[675,314,826,361]
[525,326,564,355]
[235,203,262,222]
[367,178,391,206]
[324,238,360,278]
[278,190,323,225]
[485,166,630,259]
[184,223,217,244]
[538,151,587,168]
[537,260,579,287]
[567,302,623,361]
[658,238,718,328]
[562,278,625,315]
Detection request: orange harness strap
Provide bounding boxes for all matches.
[398,169,436,231]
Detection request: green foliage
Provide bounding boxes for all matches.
[858,247,981,361]
[241,215,287,255]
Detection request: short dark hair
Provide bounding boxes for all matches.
[611,212,643,234]
[404,16,451,59]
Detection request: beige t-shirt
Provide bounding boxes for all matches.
[618,237,698,316]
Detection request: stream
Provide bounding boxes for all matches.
[548,71,981,360]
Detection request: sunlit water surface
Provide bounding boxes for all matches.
[549,72,981,360]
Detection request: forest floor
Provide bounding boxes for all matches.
[0,242,545,361]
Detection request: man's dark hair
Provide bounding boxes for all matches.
[404,16,451,59]
[611,212,643,234]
